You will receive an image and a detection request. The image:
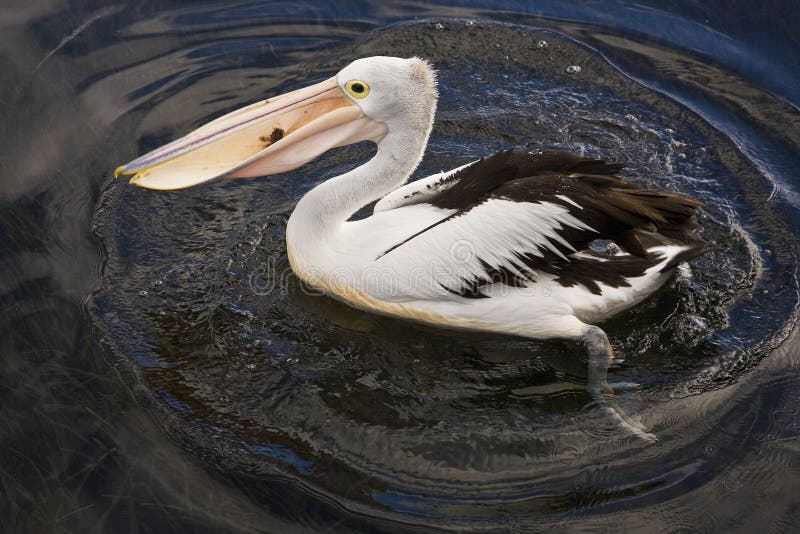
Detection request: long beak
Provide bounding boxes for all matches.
[115,77,387,190]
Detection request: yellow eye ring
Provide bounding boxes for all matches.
[344,79,370,99]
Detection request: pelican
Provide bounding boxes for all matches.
[116,57,706,438]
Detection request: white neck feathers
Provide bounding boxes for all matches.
[288,102,435,240]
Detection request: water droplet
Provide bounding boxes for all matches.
[287,357,299,364]
[625,114,637,121]
[246,364,256,370]
[434,22,444,30]
[536,40,548,49]
[465,20,475,27]
[566,65,581,74]
[688,314,707,329]
[138,290,148,297]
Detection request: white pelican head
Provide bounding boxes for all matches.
[116,56,438,190]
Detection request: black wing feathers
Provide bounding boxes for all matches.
[395,149,705,296]
[431,149,624,211]
[431,149,701,259]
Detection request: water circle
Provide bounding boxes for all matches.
[91,21,799,524]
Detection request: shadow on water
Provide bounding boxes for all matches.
[2,1,799,531]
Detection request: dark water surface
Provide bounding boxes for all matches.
[2,1,799,532]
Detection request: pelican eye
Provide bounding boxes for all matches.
[345,79,370,98]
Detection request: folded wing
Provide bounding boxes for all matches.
[373,149,702,299]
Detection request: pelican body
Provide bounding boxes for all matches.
[117,57,706,438]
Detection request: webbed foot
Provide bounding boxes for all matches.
[583,326,656,442]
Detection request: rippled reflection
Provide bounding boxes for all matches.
[90,20,799,523]
[3,0,797,529]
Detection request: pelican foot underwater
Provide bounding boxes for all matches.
[117,56,707,441]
